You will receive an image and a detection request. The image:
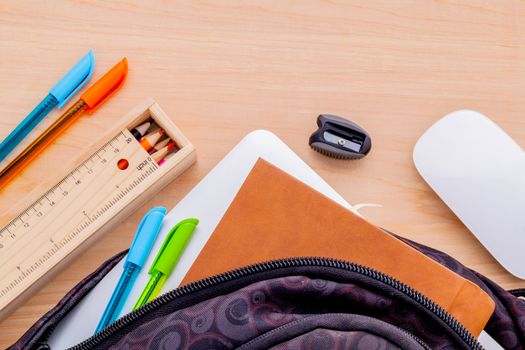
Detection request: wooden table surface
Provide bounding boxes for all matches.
[1,0,524,346]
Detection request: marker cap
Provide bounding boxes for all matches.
[50,50,95,109]
[149,218,199,276]
[126,206,167,267]
[81,57,128,114]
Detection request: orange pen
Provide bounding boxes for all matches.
[0,58,128,189]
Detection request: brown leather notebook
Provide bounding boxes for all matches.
[182,159,495,336]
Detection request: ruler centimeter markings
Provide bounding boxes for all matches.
[0,129,159,306]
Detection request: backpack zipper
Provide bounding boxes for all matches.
[509,288,525,301]
[509,288,525,297]
[68,257,484,350]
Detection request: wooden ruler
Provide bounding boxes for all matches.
[0,99,196,317]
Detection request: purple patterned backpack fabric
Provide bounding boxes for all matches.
[10,234,525,350]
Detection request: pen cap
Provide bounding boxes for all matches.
[149,218,199,276]
[50,50,95,109]
[81,57,128,114]
[126,206,167,267]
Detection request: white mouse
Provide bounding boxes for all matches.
[413,110,525,279]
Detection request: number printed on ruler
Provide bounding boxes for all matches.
[0,130,159,307]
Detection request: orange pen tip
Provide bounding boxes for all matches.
[81,57,128,114]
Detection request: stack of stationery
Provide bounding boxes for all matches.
[45,131,498,348]
[182,158,495,336]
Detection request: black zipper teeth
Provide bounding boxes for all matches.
[68,257,483,350]
[398,327,433,350]
[508,288,525,298]
[236,313,433,350]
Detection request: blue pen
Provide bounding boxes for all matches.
[0,50,95,162]
[95,206,167,333]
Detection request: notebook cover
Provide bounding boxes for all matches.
[182,159,495,336]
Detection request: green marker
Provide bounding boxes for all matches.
[133,218,199,310]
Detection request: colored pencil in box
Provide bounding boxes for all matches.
[151,142,176,163]
[148,138,170,154]
[158,152,175,166]
[130,122,151,140]
[140,130,164,152]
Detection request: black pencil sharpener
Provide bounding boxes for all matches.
[309,114,372,160]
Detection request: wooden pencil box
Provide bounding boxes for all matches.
[0,98,196,318]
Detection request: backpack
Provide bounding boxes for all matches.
[10,233,525,350]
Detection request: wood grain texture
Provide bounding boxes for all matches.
[0,0,524,346]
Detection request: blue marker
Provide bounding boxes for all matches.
[0,50,95,162]
[95,206,167,333]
